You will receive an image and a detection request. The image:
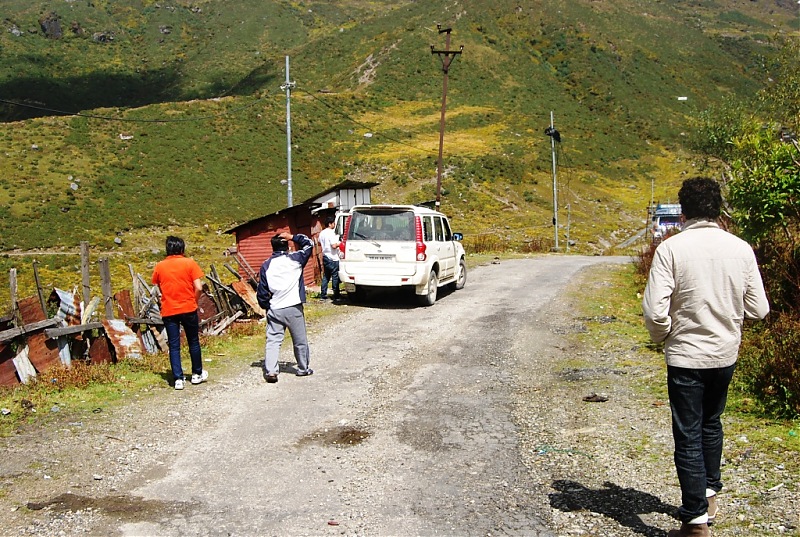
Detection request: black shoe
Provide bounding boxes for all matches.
[295,369,314,377]
[332,294,342,301]
[265,373,278,383]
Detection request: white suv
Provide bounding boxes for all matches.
[338,204,467,306]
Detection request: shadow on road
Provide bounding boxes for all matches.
[549,479,676,536]
[339,285,458,310]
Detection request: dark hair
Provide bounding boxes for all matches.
[678,177,722,221]
[325,216,336,226]
[165,236,185,256]
[271,233,289,252]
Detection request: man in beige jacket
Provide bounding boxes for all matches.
[643,177,769,537]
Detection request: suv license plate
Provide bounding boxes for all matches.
[367,255,394,261]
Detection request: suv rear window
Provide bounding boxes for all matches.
[347,209,416,241]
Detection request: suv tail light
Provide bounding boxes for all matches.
[339,215,352,259]
[415,216,426,261]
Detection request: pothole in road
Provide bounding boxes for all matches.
[297,426,371,448]
[26,492,197,521]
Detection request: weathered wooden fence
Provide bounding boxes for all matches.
[0,242,265,387]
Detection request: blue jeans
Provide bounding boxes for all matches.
[163,311,202,381]
[321,256,340,297]
[668,363,735,522]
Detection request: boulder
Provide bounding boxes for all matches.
[39,12,62,39]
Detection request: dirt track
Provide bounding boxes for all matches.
[2,256,796,537]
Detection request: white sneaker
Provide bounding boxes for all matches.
[174,379,185,390]
[191,370,208,385]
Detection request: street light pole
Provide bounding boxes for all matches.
[548,111,559,250]
[281,55,296,207]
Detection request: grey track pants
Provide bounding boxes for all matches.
[264,304,310,375]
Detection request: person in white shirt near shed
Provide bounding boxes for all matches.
[317,216,341,300]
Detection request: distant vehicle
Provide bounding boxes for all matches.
[651,203,682,242]
[338,204,466,306]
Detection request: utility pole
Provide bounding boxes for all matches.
[281,56,296,207]
[545,112,561,250]
[431,25,463,210]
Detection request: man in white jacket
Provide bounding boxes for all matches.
[643,177,769,537]
[256,232,315,383]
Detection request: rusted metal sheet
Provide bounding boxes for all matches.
[18,296,46,324]
[16,296,60,374]
[102,319,143,360]
[230,280,265,317]
[25,332,61,374]
[114,289,135,319]
[0,357,19,386]
[89,335,113,364]
[0,342,19,386]
[50,288,82,326]
[198,293,219,323]
[115,289,149,352]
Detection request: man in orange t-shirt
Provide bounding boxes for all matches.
[152,236,207,390]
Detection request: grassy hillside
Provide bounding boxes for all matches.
[0,0,797,258]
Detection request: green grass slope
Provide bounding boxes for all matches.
[0,0,796,254]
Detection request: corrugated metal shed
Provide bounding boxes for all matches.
[225,181,377,288]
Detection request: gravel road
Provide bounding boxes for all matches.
[1,256,797,537]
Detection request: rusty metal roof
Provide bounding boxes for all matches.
[224,180,378,233]
[102,319,143,360]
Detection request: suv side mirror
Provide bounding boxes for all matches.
[452,232,463,241]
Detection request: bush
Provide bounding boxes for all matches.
[520,237,550,253]
[736,313,800,419]
[31,361,118,391]
[463,234,552,254]
[633,241,656,283]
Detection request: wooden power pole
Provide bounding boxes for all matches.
[431,25,463,210]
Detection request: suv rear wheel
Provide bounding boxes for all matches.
[418,270,438,306]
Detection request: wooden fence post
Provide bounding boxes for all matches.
[9,268,18,326]
[80,241,91,307]
[32,260,47,316]
[99,258,114,320]
[128,264,139,308]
